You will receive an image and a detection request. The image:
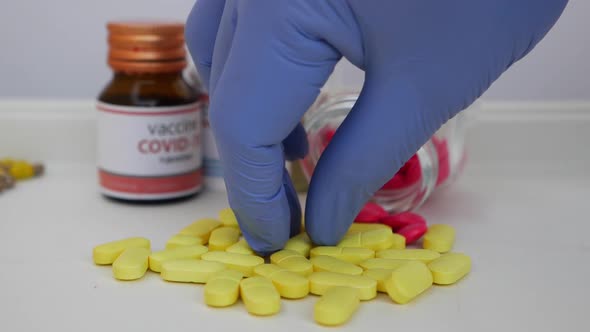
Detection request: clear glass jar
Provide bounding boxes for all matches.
[299,91,470,213]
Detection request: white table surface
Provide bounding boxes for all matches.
[2,99,590,332]
[1,162,588,332]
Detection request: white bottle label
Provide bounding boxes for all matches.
[97,101,202,200]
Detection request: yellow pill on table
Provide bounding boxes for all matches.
[204,269,243,307]
[388,233,406,249]
[225,238,254,255]
[311,255,363,276]
[310,246,374,265]
[310,246,341,258]
[359,258,407,271]
[160,259,226,283]
[93,237,150,265]
[314,286,360,326]
[376,248,440,263]
[165,234,204,249]
[218,208,239,227]
[179,218,222,242]
[309,271,377,301]
[112,247,151,281]
[346,223,390,235]
[339,248,375,264]
[337,233,362,247]
[338,228,404,251]
[254,264,309,299]
[148,245,209,272]
[427,253,471,285]
[270,249,313,276]
[9,161,34,180]
[360,228,401,249]
[240,276,281,316]
[385,261,433,304]
[201,251,264,277]
[284,233,312,257]
[208,227,240,251]
[423,224,456,253]
[362,269,394,293]
[337,228,393,250]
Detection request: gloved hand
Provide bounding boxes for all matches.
[185,0,568,255]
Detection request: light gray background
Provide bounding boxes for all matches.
[0,0,587,101]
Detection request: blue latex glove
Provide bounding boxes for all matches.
[185,0,568,255]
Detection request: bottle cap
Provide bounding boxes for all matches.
[106,20,187,73]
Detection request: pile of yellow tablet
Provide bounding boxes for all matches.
[92,208,471,326]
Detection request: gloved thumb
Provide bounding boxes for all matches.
[305,67,474,245]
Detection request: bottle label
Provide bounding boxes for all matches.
[97,101,203,200]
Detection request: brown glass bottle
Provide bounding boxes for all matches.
[98,72,199,108]
[97,21,204,204]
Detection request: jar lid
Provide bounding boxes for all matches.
[106,20,187,73]
[107,21,185,35]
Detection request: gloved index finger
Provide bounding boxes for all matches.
[207,3,342,255]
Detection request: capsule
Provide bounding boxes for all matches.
[270,249,313,276]
[254,264,309,299]
[112,247,151,280]
[148,245,208,272]
[218,208,239,227]
[362,268,393,293]
[311,256,363,276]
[427,253,471,285]
[376,249,440,263]
[160,259,226,283]
[93,237,150,265]
[354,203,387,223]
[208,227,240,251]
[310,246,374,265]
[204,270,243,307]
[359,258,407,271]
[8,160,35,180]
[225,238,254,255]
[310,246,341,258]
[397,223,428,245]
[309,271,377,301]
[240,276,281,316]
[178,218,222,242]
[201,251,264,277]
[385,261,433,304]
[338,228,405,251]
[314,286,360,326]
[284,233,312,257]
[423,224,455,253]
[379,212,426,231]
[346,223,390,235]
[165,234,204,249]
[388,234,406,249]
